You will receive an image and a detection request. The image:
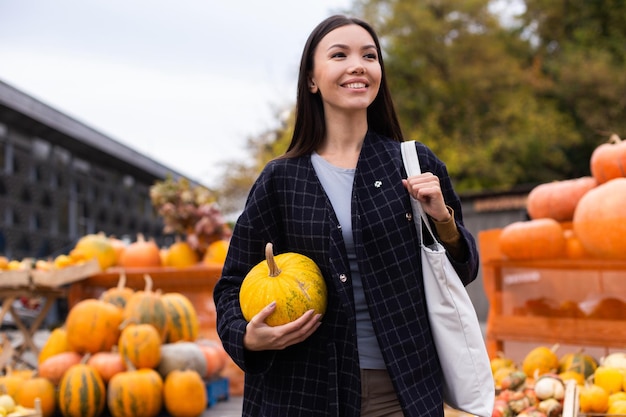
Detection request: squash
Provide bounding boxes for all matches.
[58,361,106,417]
[38,326,71,365]
[100,272,134,309]
[38,351,83,386]
[65,298,124,354]
[14,376,56,417]
[590,134,626,184]
[163,238,199,268]
[573,178,626,259]
[118,233,162,268]
[123,275,169,341]
[0,366,26,397]
[498,219,566,260]
[522,344,560,378]
[559,351,598,379]
[163,369,207,417]
[157,342,207,379]
[162,292,199,343]
[70,232,117,270]
[526,176,597,221]
[87,350,126,384]
[107,357,163,417]
[563,228,589,259]
[239,242,327,326]
[118,322,162,370]
[196,339,227,378]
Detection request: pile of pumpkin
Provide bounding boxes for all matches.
[8,274,229,417]
[492,345,626,415]
[499,134,626,261]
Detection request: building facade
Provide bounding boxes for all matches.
[0,79,192,260]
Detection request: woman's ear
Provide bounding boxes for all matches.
[309,79,318,93]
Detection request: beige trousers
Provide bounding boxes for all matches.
[360,369,404,417]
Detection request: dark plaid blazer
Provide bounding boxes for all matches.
[214,131,479,417]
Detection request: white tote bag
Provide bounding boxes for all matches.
[401,141,494,417]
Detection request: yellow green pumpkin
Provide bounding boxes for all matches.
[239,242,327,326]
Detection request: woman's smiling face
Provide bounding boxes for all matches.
[309,24,382,115]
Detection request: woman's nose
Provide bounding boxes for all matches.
[350,65,365,75]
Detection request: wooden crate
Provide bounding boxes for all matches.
[31,259,101,287]
[0,270,30,287]
[479,229,626,360]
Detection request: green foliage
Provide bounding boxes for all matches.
[214,0,626,212]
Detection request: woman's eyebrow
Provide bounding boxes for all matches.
[327,43,377,51]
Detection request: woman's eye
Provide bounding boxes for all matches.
[364,53,378,60]
[331,52,347,58]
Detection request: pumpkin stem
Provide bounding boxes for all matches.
[117,271,127,289]
[265,242,282,277]
[143,274,154,292]
[609,133,622,144]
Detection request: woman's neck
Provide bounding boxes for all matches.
[317,112,367,169]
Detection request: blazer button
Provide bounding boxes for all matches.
[339,274,347,283]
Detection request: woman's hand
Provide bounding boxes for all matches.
[243,301,323,351]
[402,173,451,222]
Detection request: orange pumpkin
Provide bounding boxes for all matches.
[203,239,229,265]
[87,350,126,384]
[590,134,626,184]
[107,357,164,417]
[573,178,626,259]
[38,351,83,386]
[58,361,106,417]
[526,176,597,221]
[563,228,589,259]
[196,339,227,378]
[65,298,124,354]
[38,326,71,365]
[70,232,117,269]
[118,322,162,370]
[163,238,199,268]
[14,376,56,417]
[499,219,566,260]
[118,234,162,268]
[100,272,135,309]
[163,369,207,417]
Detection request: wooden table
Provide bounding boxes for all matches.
[0,285,67,362]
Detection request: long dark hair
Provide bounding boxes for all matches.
[283,15,404,158]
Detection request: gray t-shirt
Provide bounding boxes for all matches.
[311,152,385,369]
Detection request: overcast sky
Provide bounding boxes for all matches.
[0,0,352,187]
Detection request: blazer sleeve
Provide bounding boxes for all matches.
[416,142,479,286]
[213,162,283,374]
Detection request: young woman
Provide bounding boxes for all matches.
[214,14,479,416]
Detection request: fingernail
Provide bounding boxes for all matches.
[268,301,276,308]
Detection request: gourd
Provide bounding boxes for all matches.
[14,376,56,417]
[38,351,83,386]
[117,322,162,370]
[123,275,169,340]
[196,339,228,378]
[573,178,626,259]
[533,374,565,400]
[100,272,135,309]
[0,366,26,397]
[118,234,162,268]
[157,342,207,378]
[58,360,106,417]
[498,219,566,260]
[526,176,597,221]
[590,134,626,184]
[107,357,164,417]
[38,326,71,365]
[70,232,117,269]
[65,298,124,354]
[522,344,560,378]
[239,242,327,326]
[163,369,207,417]
[559,351,598,379]
[162,292,200,343]
[87,350,127,384]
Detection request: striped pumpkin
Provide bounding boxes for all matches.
[58,363,106,417]
[100,272,134,309]
[123,275,169,341]
[107,361,163,417]
[118,322,161,370]
[162,292,199,343]
[559,351,598,379]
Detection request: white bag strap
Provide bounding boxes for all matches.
[401,141,437,243]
